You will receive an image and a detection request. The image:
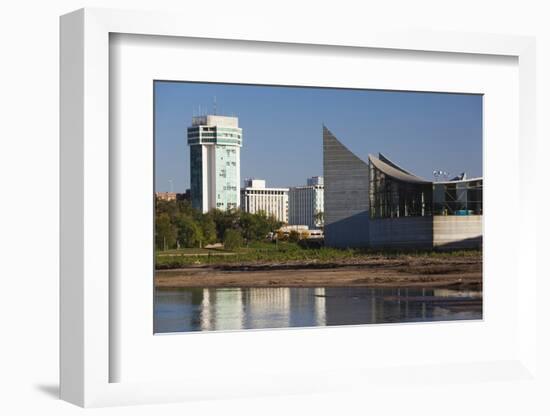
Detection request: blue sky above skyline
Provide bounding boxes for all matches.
[155,81,482,192]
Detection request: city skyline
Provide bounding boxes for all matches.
[155,81,482,192]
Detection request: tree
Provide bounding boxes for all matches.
[176,199,195,217]
[266,213,283,233]
[175,214,203,248]
[210,208,240,241]
[199,213,217,245]
[223,228,243,250]
[314,211,324,229]
[238,211,255,241]
[155,213,176,250]
[155,199,178,220]
[239,210,272,242]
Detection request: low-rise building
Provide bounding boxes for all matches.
[155,190,191,202]
[269,225,324,241]
[155,192,177,201]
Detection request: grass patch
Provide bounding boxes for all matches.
[157,247,234,256]
[155,241,481,269]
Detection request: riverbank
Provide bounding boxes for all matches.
[155,255,482,289]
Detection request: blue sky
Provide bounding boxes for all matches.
[155,81,482,192]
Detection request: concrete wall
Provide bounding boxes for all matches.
[433,216,482,249]
[322,126,370,248]
[369,217,433,249]
[369,215,482,249]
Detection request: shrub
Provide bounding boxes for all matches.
[223,228,243,250]
[288,230,301,243]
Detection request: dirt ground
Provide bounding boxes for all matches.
[155,256,482,289]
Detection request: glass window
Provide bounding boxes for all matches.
[433,180,482,215]
[368,162,432,219]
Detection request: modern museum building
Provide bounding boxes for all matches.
[323,126,483,249]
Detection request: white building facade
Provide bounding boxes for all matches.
[240,179,289,223]
[288,176,324,229]
[187,115,242,212]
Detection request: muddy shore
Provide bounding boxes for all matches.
[155,256,482,289]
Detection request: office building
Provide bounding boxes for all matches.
[240,178,289,223]
[323,126,483,249]
[288,177,325,229]
[187,115,243,212]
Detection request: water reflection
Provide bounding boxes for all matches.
[154,287,482,333]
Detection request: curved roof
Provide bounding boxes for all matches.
[368,154,431,184]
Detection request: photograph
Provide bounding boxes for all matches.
[153,81,483,333]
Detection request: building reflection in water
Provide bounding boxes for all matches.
[154,286,481,333]
[243,287,290,329]
[323,287,482,325]
[197,287,327,331]
[200,288,244,331]
[323,287,434,325]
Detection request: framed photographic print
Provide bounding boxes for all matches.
[60,8,539,408]
[153,81,483,335]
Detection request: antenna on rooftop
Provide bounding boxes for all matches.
[214,96,217,115]
[433,170,449,181]
[198,104,201,116]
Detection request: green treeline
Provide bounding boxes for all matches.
[155,199,283,251]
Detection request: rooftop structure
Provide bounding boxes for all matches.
[307,176,324,186]
[244,178,266,189]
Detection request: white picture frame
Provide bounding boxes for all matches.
[60,8,538,408]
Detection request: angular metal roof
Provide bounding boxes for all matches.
[368,154,431,184]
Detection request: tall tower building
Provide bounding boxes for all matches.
[187,115,243,212]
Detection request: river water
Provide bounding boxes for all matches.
[154,287,482,333]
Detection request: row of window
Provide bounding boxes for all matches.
[368,163,483,218]
[244,189,287,193]
[190,132,242,139]
[193,138,241,145]
[188,126,242,132]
